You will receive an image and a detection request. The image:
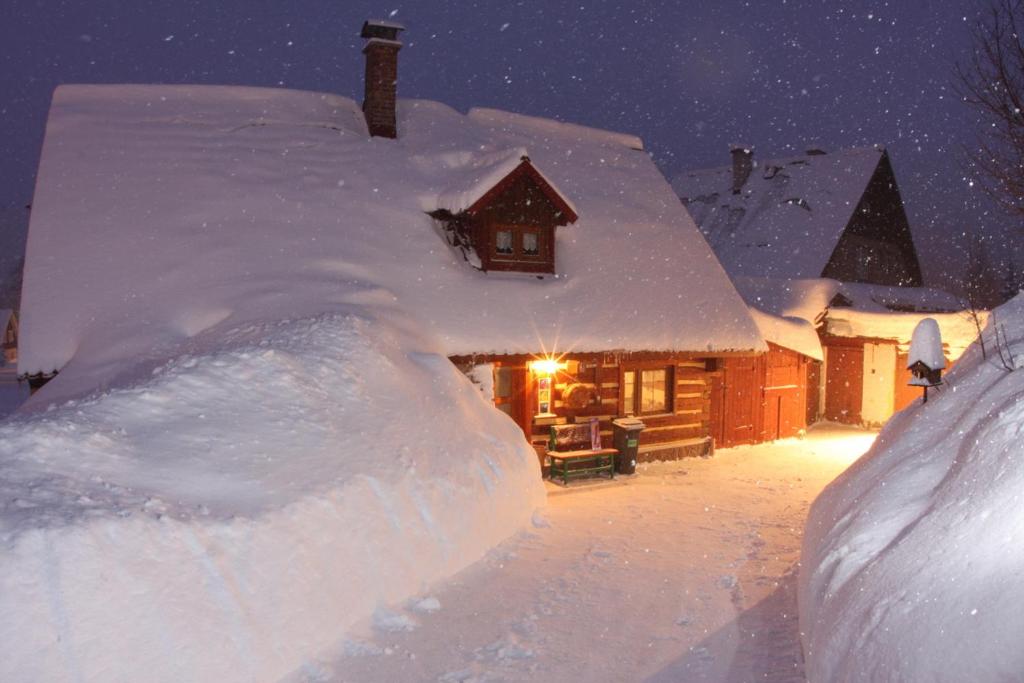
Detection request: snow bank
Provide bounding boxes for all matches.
[800,294,1024,682]
[0,310,544,682]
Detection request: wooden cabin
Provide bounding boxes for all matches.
[816,303,980,426]
[673,146,980,433]
[18,81,767,464]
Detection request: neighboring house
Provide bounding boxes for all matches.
[736,277,981,428]
[675,147,979,431]
[18,22,765,467]
[674,145,923,287]
[0,310,16,365]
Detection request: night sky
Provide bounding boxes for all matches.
[0,0,1009,288]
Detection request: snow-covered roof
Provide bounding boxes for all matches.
[19,84,763,398]
[733,276,979,357]
[736,277,965,321]
[824,309,982,356]
[747,308,823,361]
[672,146,885,279]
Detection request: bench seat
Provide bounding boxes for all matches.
[547,447,617,486]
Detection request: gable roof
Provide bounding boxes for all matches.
[19,84,763,397]
[436,148,578,221]
[672,146,886,279]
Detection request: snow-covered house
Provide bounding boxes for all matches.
[673,147,979,429]
[673,145,923,287]
[18,22,765,466]
[737,277,982,427]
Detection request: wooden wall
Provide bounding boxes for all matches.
[452,351,721,466]
[710,345,810,448]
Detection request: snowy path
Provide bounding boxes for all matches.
[292,424,875,683]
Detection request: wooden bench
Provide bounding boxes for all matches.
[547,422,618,486]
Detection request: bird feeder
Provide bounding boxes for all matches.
[907,318,945,403]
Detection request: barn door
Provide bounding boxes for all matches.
[720,357,763,447]
[861,343,896,426]
[824,345,863,424]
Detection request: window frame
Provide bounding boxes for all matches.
[620,364,674,416]
[491,223,547,263]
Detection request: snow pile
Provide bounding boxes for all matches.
[0,310,544,682]
[800,293,1024,682]
[907,317,946,370]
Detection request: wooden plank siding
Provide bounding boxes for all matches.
[821,335,953,427]
[762,344,809,441]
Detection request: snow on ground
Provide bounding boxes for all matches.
[800,293,1024,682]
[287,424,875,683]
[0,311,544,683]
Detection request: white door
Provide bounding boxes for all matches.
[861,342,896,425]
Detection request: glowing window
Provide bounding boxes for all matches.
[495,230,513,255]
[522,232,539,255]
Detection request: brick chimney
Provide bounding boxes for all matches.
[730,145,754,194]
[360,20,405,139]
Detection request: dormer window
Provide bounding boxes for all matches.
[495,229,514,255]
[432,149,578,275]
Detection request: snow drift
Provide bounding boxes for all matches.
[0,310,544,682]
[800,294,1024,682]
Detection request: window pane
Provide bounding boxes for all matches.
[495,230,513,254]
[623,371,636,415]
[522,232,539,255]
[641,369,666,413]
[494,368,512,398]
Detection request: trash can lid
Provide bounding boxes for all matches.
[612,417,645,429]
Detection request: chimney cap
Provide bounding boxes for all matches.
[361,20,405,41]
[730,144,753,153]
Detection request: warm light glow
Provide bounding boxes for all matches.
[529,358,566,375]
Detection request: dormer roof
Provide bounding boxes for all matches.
[435,148,577,223]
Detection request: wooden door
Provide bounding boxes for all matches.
[861,342,896,426]
[493,366,531,437]
[824,345,863,424]
[719,357,764,447]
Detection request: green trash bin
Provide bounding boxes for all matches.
[612,418,645,474]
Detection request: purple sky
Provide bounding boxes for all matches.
[0,0,1009,287]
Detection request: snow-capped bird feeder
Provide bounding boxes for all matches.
[907,317,945,403]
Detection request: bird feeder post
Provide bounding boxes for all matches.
[907,318,946,404]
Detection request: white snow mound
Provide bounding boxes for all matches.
[800,294,1024,682]
[0,310,544,682]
